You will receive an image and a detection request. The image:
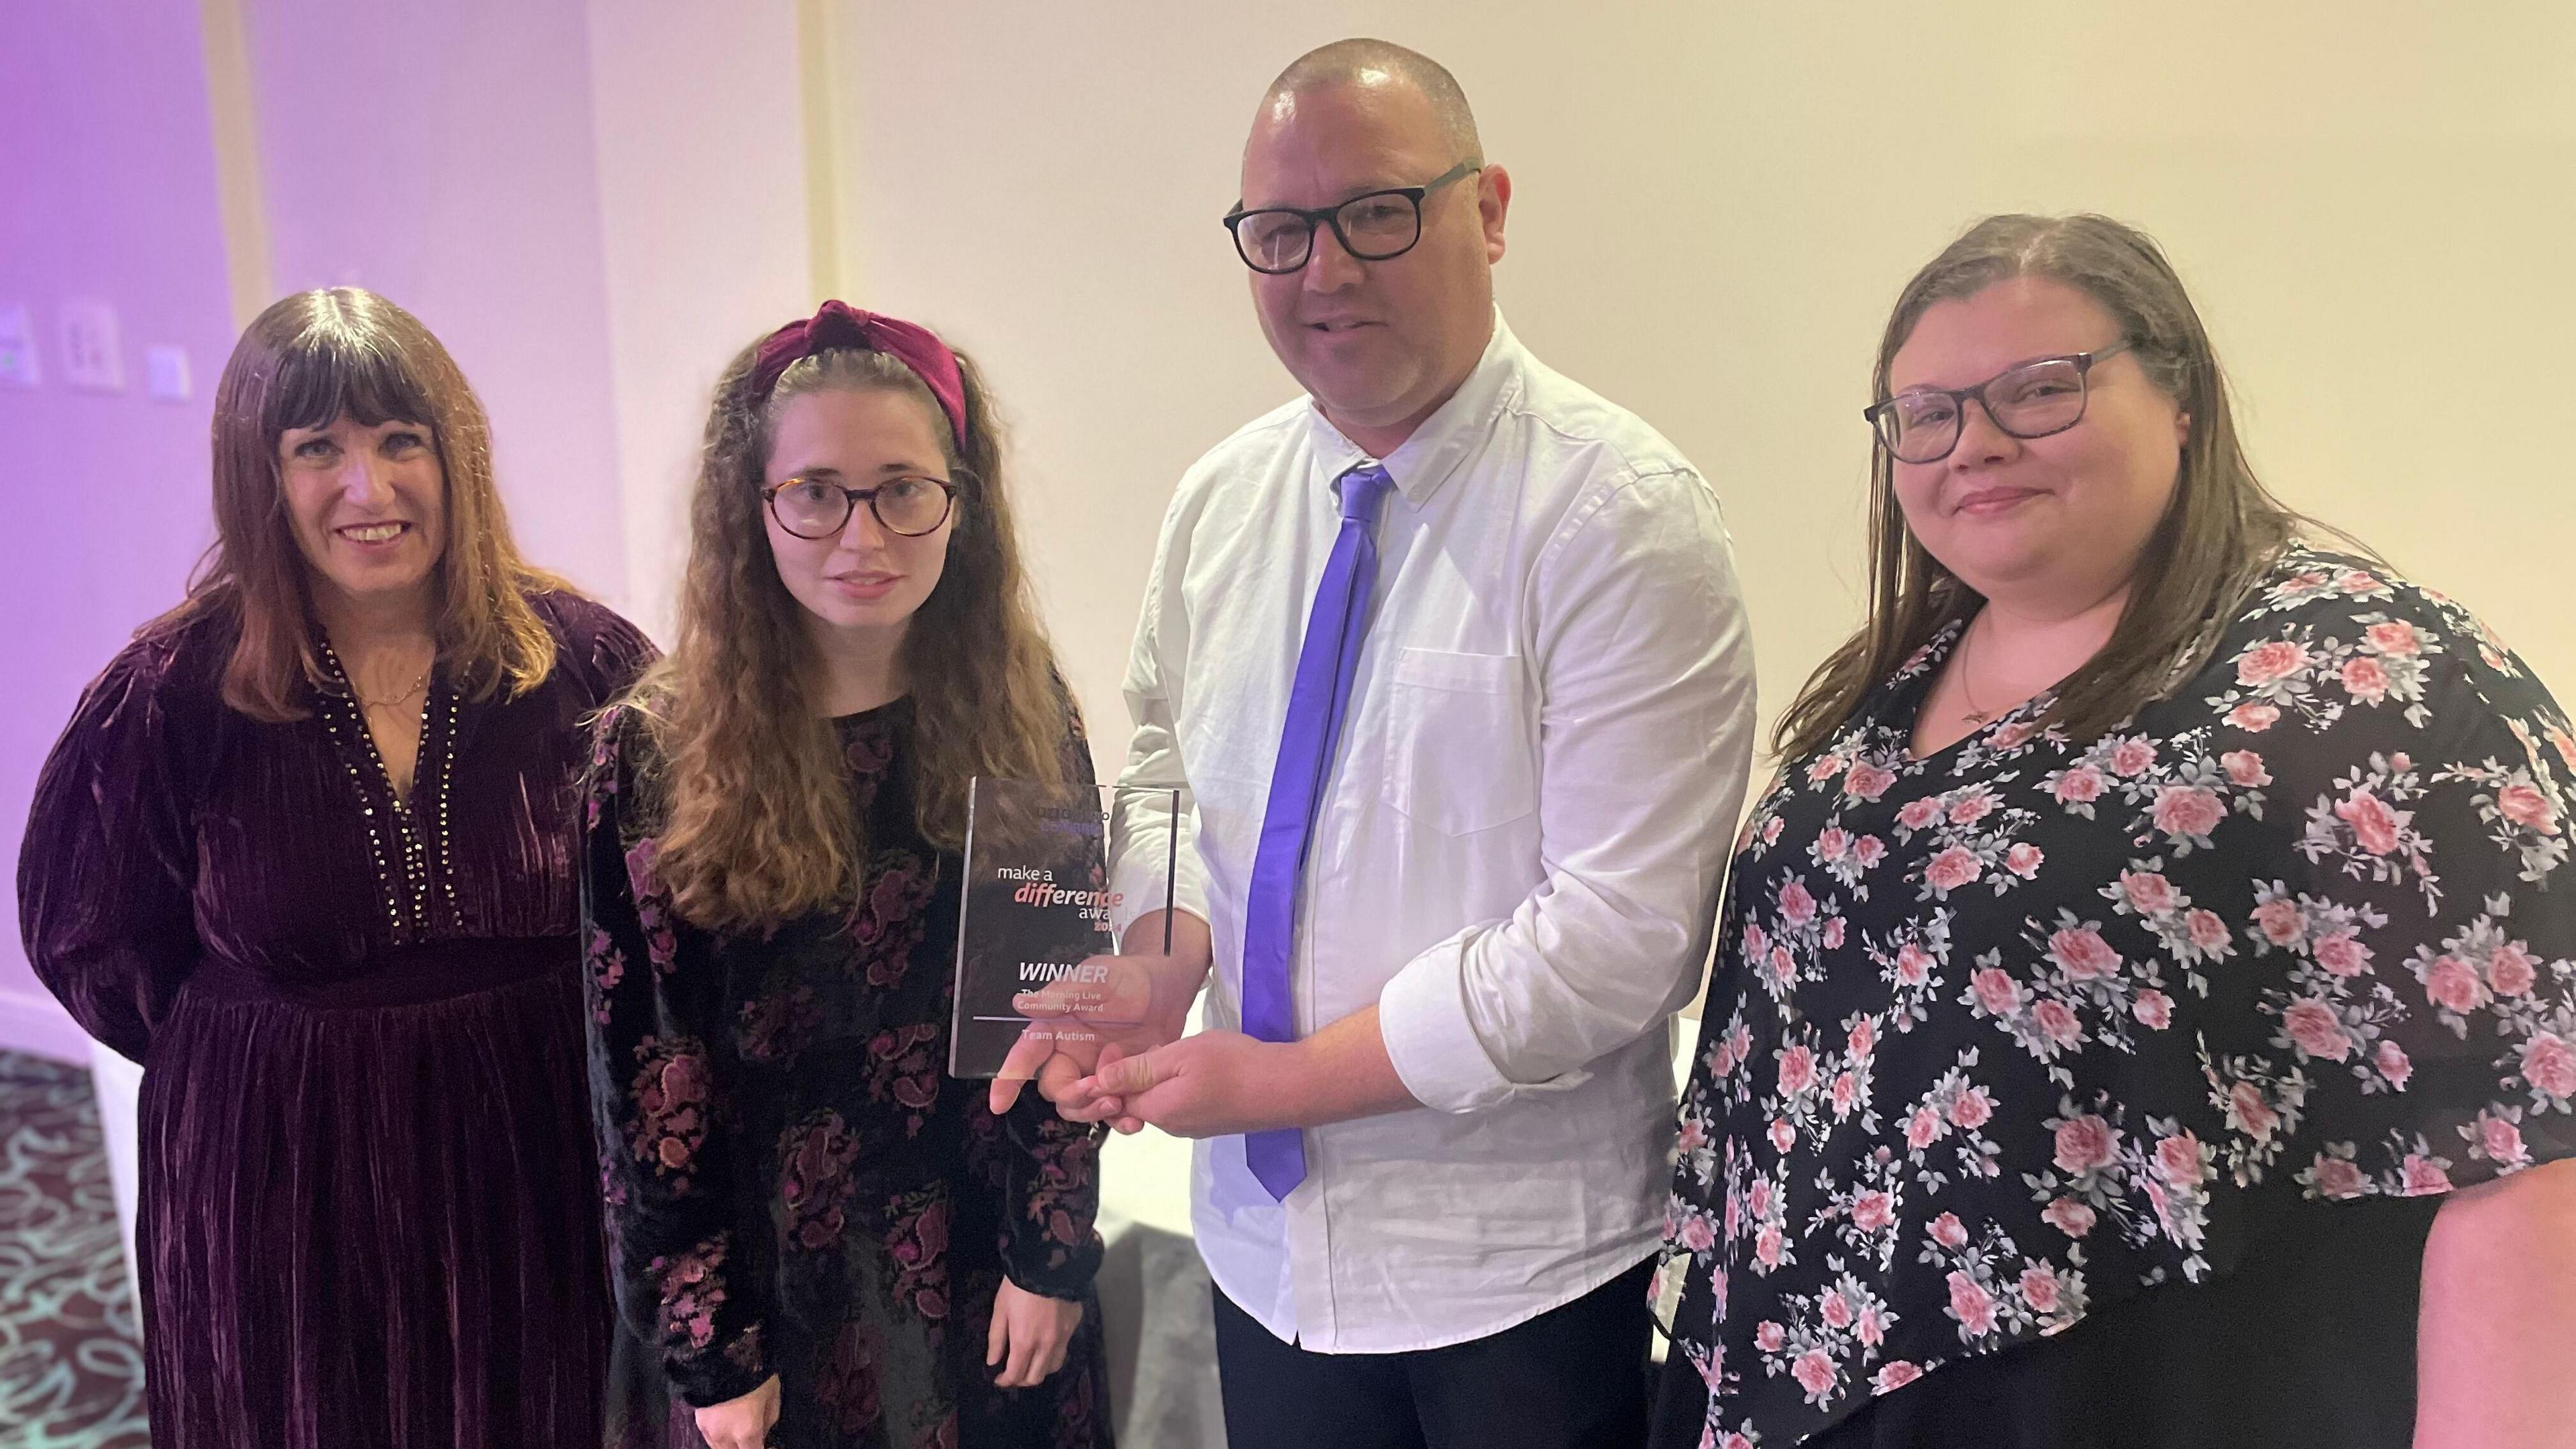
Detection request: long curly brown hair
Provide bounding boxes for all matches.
[151,287,567,719]
[627,334,1073,931]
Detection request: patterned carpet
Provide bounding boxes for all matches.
[0,1050,148,1447]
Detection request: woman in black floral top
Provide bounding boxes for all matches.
[583,303,1111,1449]
[1652,216,2576,1448]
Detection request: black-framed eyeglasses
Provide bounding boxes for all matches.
[1222,160,1483,274]
[1863,341,2135,464]
[762,473,961,540]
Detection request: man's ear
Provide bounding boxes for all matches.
[1479,164,1513,265]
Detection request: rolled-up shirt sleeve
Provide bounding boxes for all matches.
[1379,467,1757,1112]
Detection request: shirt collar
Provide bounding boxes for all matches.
[1303,307,1523,508]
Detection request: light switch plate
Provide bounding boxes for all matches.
[60,299,125,392]
[0,305,37,388]
[146,345,192,402]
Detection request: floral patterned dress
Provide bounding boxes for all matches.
[582,698,1113,1449]
[1655,549,2575,1448]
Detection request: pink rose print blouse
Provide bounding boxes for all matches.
[1660,549,2575,1447]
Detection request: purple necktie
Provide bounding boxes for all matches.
[1238,462,1395,1201]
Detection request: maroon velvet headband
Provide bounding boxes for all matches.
[749,299,968,449]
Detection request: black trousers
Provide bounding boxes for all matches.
[1212,1257,1655,1449]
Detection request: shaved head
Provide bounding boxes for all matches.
[1263,38,1482,162]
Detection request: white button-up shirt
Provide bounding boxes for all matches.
[1107,313,1756,1352]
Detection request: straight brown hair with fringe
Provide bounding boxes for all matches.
[627,334,1073,932]
[1773,214,2347,763]
[149,287,568,719]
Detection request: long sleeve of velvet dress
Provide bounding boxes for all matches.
[17,591,657,1449]
[582,697,1113,1449]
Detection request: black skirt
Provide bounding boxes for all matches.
[1652,1191,2441,1449]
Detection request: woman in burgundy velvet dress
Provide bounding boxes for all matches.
[18,288,654,1447]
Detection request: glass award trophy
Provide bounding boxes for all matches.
[949,777,1180,1078]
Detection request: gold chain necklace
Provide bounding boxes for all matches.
[354,663,432,712]
[1956,616,1994,725]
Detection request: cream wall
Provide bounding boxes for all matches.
[586,0,818,639]
[821,0,2576,1234]
[830,1,2576,775]
[6,0,2571,1258]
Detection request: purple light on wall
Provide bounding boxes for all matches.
[0,0,240,1058]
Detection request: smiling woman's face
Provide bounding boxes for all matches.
[1888,276,2188,609]
[760,384,957,649]
[278,413,447,612]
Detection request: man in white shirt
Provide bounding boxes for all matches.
[996,38,1756,1449]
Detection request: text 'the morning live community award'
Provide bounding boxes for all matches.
[949,777,1180,1078]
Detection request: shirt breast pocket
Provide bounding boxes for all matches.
[1377,647,1538,836]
